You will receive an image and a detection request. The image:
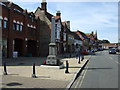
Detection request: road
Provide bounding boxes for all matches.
[71,50,119,88]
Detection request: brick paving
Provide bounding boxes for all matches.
[0,55,91,89]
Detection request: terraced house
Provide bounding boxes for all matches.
[1,0,101,58]
[35,0,67,56]
[1,1,40,58]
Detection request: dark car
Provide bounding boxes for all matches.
[109,49,116,54]
[115,48,119,52]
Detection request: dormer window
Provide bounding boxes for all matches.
[28,13,35,22]
[14,8,21,13]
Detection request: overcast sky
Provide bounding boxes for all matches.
[8,0,118,43]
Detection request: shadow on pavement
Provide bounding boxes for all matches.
[6,82,23,86]
[84,67,112,70]
[1,57,47,66]
[36,76,51,79]
[68,66,81,68]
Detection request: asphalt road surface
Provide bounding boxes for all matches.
[71,50,119,89]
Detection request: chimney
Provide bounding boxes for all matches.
[41,0,47,12]
[56,11,61,16]
[91,31,94,35]
[66,21,70,30]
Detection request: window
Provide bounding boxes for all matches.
[55,24,57,39]
[13,23,16,30]
[32,17,34,22]
[4,20,7,28]
[0,21,1,28]
[3,17,8,29]
[16,24,19,31]
[20,25,22,31]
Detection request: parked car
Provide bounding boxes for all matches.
[93,48,98,52]
[115,48,119,52]
[109,48,116,54]
[81,50,89,55]
[98,47,103,51]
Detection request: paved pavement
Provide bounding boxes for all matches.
[0,55,91,89]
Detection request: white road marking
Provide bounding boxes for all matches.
[109,56,120,64]
[74,63,89,88]
[104,51,119,64]
[79,66,88,88]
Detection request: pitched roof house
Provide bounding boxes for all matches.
[34,0,65,56]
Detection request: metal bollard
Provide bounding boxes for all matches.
[81,55,84,61]
[32,63,37,78]
[78,55,81,64]
[65,61,69,73]
[69,53,71,58]
[3,62,7,75]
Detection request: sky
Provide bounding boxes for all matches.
[8,0,119,43]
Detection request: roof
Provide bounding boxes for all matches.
[102,43,117,47]
[62,22,66,26]
[54,16,60,20]
[46,12,53,22]
[75,30,88,40]
[34,7,53,22]
[85,33,97,40]
[71,32,82,41]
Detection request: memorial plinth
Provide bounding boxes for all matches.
[42,17,64,69]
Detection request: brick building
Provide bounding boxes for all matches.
[35,0,67,56]
[86,31,98,50]
[75,30,89,50]
[1,1,40,58]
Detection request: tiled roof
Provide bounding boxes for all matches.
[46,12,53,22]
[85,33,97,40]
[75,30,88,40]
[71,32,82,41]
[102,43,117,46]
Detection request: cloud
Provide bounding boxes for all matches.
[6,1,118,43]
[8,0,119,2]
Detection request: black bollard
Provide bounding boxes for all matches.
[70,53,71,58]
[81,54,84,61]
[32,63,37,78]
[3,62,7,75]
[65,61,69,73]
[78,55,81,64]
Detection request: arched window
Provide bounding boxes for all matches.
[13,20,16,30]
[16,21,20,31]
[20,22,23,31]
